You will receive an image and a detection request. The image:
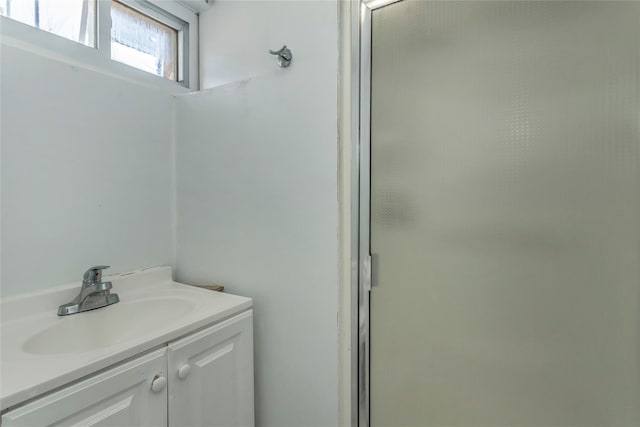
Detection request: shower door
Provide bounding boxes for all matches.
[365,1,640,426]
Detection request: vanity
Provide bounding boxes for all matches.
[0,267,254,426]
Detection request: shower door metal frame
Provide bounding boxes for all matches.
[353,1,404,426]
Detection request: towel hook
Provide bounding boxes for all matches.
[269,45,292,68]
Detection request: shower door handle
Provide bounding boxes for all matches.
[363,254,372,292]
[370,253,379,288]
[363,253,379,290]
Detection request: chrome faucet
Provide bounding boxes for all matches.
[57,266,120,316]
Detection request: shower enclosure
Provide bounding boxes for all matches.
[355,1,640,425]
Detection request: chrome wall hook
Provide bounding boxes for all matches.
[269,45,292,68]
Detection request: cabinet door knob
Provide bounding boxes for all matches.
[177,364,191,380]
[151,375,167,393]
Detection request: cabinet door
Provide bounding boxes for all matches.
[168,310,254,427]
[2,348,168,427]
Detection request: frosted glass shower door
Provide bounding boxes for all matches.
[368,1,640,426]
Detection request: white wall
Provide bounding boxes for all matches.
[175,2,339,426]
[1,42,174,296]
[199,0,337,89]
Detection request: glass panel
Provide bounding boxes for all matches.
[370,1,640,426]
[0,0,96,47]
[110,1,177,81]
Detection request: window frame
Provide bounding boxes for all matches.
[0,0,199,92]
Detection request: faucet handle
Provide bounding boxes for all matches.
[83,265,110,284]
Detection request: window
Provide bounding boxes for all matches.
[0,0,198,89]
[111,1,185,82]
[0,0,96,47]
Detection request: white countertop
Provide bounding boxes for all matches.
[0,266,252,412]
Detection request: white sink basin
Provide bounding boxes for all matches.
[22,297,194,355]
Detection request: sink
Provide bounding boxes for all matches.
[23,297,194,355]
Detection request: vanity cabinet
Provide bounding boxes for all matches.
[2,348,168,426]
[168,310,254,427]
[1,310,254,427]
